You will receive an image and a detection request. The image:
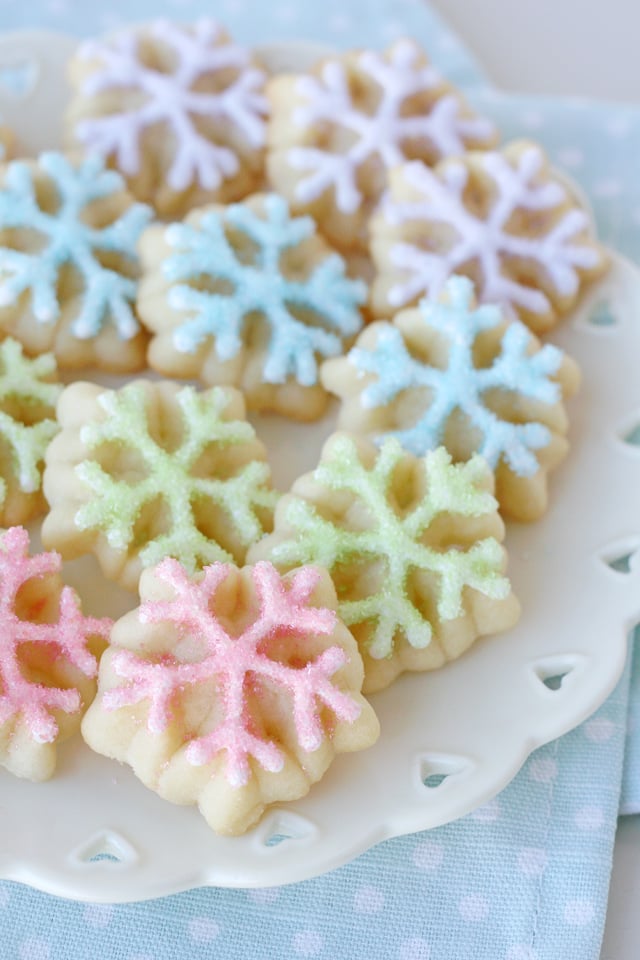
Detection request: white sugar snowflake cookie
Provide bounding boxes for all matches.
[0,151,152,371]
[0,526,111,781]
[370,140,608,333]
[250,434,520,693]
[138,193,365,420]
[42,380,276,591]
[322,275,580,521]
[66,19,268,217]
[267,39,496,252]
[82,558,379,835]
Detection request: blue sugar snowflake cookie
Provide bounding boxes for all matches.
[139,193,366,419]
[321,275,580,521]
[0,151,152,371]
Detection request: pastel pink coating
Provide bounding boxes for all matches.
[103,559,362,788]
[0,526,112,744]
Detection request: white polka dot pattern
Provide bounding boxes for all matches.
[399,937,431,960]
[527,757,558,783]
[353,886,385,914]
[457,894,490,922]
[517,847,548,876]
[563,899,596,927]
[187,917,220,943]
[292,930,324,957]
[412,840,445,872]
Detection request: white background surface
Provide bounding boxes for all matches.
[428,2,640,955]
[430,0,639,102]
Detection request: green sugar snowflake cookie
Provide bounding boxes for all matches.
[42,380,277,591]
[249,433,520,692]
[0,337,60,525]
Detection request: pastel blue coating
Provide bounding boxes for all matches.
[350,275,564,477]
[163,193,366,386]
[0,152,152,340]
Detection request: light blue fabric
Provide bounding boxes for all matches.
[0,3,639,959]
[0,0,489,89]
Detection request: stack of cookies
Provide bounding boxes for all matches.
[0,19,608,835]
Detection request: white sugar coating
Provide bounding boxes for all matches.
[383,144,603,318]
[75,19,267,192]
[288,40,495,214]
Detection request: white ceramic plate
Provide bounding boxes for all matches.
[0,31,638,903]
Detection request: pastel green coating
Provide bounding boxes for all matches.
[74,383,276,571]
[270,436,510,659]
[0,337,60,505]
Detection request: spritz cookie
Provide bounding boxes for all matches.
[370,140,607,333]
[0,151,152,371]
[0,526,111,780]
[82,559,379,835]
[249,434,520,693]
[138,193,366,420]
[67,19,268,217]
[0,338,60,526]
[322,275,580,521]
[0,124,14,161]
[42,381,276,592]
[267,39,496,251]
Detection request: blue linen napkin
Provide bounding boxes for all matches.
[0,2,638,959]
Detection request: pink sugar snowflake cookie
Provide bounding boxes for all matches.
[82,558,379,835]
[0,526,112,781]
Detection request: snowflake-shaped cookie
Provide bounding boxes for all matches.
[0,526,112,780]
[0,151,152,371]
[370,141,608,333]
[0,337,60,525]
[322,276,580,521]
[42,381,277,591]
[67,19,267,217]
[250,434,520,693]
[138,193,365,420]
[267,39,496,250]
[0,123,13,161]
[82,559,379,835]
